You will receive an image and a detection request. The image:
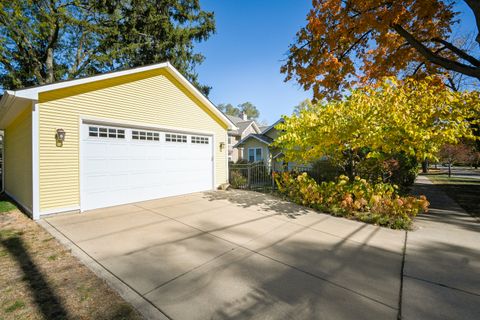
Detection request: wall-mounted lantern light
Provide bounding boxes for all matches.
[56,128,66,146]
[219,142,225,152]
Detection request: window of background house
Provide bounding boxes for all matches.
[248,148,262,162]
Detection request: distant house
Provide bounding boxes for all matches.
[227,114,261,162]
[234,119,285,170]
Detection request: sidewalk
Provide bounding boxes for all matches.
[402,175,480,319]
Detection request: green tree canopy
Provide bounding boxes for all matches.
[237,102,260,120]
[293,99,312,115]
[218,101,260,120]
[274,77,480,165]
[0,0,215,94]
[217,103,240,117]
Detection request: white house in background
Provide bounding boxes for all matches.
[234,119,285,170]
[226,113,261,162]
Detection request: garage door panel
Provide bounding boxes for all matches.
[84,142,109,158]
[108,159,131,172]
[81,124,213,211]
[84,159,109,174]
[129,145,151,159]
[145,147,164,159]
[108,144,131,159]
[109,174,131,190]
[84,174,110,192]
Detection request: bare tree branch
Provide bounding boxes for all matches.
[430,37,480,67]
[464,0,480,45]
[339,29,373,61]
[392,23,480,79]
[412,46,448,75]
[447,76,458,91]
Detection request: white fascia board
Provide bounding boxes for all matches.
[12,62,169,100]
[236,121,253,136]
[251,121,261,133]
[262,118,284,135]
[164,62,237,130]
[234,134,271,148]
[0,91,32,129]
[31,101,40,220]
[8,62,237,130]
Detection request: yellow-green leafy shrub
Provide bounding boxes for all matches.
[230,170,247,188]
[273,172,429,229]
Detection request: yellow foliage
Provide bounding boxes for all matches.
[274,77,479,164]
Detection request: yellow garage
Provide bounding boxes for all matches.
[0,62,235,219]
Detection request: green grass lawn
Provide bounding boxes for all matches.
[0,195,17,213]
[427,174,480,217]
[0,201,141,319]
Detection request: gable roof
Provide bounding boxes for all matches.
[234,133,274,148]
[226,114,245,123]
[0,62,237,130]
[259,125,269,132]
[226,114,261,136]
[261,118,284,134]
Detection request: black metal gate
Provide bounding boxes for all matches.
[228,163,275,191]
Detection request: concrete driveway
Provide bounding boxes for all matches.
[42,190,406,320]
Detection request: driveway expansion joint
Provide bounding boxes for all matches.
[397,230,407,320]
[403,274,480,297]
[142,247,238,296]
[40,218,173,320]
[137,204,399,310]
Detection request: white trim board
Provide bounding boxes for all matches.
[81,116,216,136]
[261,118,284,135]
[234,134,271,148]
[31,101,40,220]
[0,62,237,130]
[40,206,81,217]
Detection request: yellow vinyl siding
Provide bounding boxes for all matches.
[38,69,227,212]
[4,106,33,212]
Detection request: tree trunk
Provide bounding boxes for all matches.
[44,9,60,84]
[45,48,55,84]
[421,158,429,173]
[464,0,480,45]
[448,162,452,178]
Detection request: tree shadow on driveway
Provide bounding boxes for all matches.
[202,189,312,219]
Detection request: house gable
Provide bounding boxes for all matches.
[36,67,230,212]
[261,118,284,140]
[0,63,236,131]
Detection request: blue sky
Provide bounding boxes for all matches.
[195,0,478,125]
[196,0,312,124]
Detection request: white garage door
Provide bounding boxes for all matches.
[81,123,213,211]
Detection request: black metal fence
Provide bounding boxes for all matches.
[228,163,275,191]
[228,162,326,191]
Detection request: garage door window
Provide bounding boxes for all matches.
[89,126,125,139]
[166,133,187,143]
[132,130,160,141]
[191,136,209,144]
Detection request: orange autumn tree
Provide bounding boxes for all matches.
[282,0,480,99]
